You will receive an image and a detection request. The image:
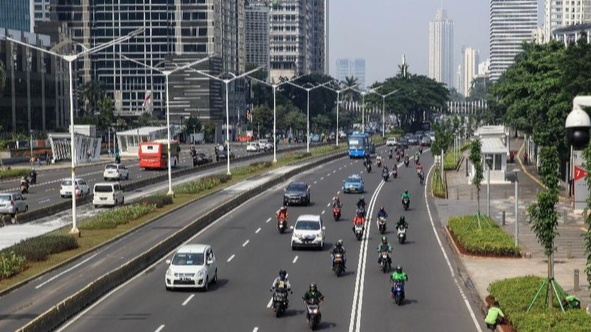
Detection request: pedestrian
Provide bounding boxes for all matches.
[524,151,528,164]
[484,301,505,330]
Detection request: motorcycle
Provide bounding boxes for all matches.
[382,170,389,182]
[379,251,391,273]
[397,225,407,244]
[388,152,393,159]
[418,171,425,185]
[392,168,398,178]
[354,223,364,241]
[271,288,290,317]
[332,252,345,277]
[414,156,419,165]
[391,280,405,306]
[277,217,287,234]
[377,217,387,234]
[20,180,29,194]
[377,158,382,167]
[396,154,400,162]
[404,159,409,167]
[366,163,372,173]
[333,206,341,221]
[419,146,423,154]
[29,173,37,185]
[402,197,410,211]
[305,300,322,330]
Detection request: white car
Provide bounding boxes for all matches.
[103,163,129,181]
[258,139,273,151]
[165,244,218,291]
[246,142,260,152]
[92,182,124,207]
[386,137,397,146]
[60,178,90,198]
[290,214,325,250]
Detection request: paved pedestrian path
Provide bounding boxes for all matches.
[434,137,590,313]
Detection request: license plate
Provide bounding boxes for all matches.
[100,197,106,200]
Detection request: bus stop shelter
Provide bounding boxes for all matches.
[116,127,167,157]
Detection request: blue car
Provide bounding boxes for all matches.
[342,174,365,193]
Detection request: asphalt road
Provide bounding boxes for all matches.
[55,145,488,332]
[0,143,304,211]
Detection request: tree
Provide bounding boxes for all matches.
[137,112,155,127]
[312,113,331,133]
[448,87,465,102]
[203,120,217,143]
[97,97,114,131]
[0,60,5,97]
[527,146,561,309]
[344,76,359,102]
[284,109,306,133]
[252,104,274,135]
[468,139,484,223]
[184,116,202,136]
[467,76,490,101]
[79,81,106,116]
[582,141,591,301]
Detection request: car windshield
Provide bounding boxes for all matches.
[0,195,11,202]
[94,185,113,193]
[287,183,307,192]
[106,165,117,170]
[295,221,321,230]
[172,253,205,266]
[347,177,360,183]
[61,180,72,186]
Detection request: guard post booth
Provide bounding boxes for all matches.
[116,127,168,157]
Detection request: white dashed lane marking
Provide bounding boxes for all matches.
[266,217,271,223]
[227,255,235,262]
[242,240,249,247]
[182,295,194,306]
[292,256,298,264]
[256,227,261,234]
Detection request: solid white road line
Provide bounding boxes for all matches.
[242,240,249,247]
[256,227,261,234]
[155,324,165,332]
[292,256,298,264]
[182,294,194,306]
[35,252,100,289]
[266,217,271,223]
[424,164,483,332]
[227,254,235,262]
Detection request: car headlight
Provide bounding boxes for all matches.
[166,268,173,277]
[196,270,205,278]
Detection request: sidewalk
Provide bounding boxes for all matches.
[436,138,590,313]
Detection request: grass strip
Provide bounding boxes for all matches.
[447,215,520,257]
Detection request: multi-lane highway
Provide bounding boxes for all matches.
[53,145,488,332]
[0,143,303,212]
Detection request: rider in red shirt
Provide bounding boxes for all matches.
[276,206,289,221]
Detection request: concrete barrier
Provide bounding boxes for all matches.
[17,147,348,332]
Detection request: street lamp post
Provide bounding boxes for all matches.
[191,67,263,174]
[29,130,33,167]
[369,88,400,137]
[7,28,145,236]
[286,80,333,152]
[322,83,359,146]
[486,155,493,217]
[512,169,520,246]
[247,75,304,162]
[120,55,211,195]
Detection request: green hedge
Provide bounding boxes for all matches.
[488,276,591,332]
[444,150,461,170]
[447,215,520,257]
[0,168,31,179]
[432,168,446,198]
[8,235,79,262]
[0,250,27,279]
[81,203,156,230]
[232,161,274,176]
[176,177,221,195]
[139,194,174,208]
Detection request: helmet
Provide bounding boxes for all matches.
[280,206,287,212]
[310,283,317,291]
[336,239,343,248]
[400,216,406,221]
[279,269,287,280]
[380,206,385,212]
[405,190,408,194]
[357,210,364,217]
[334,195,339,200]
[381,236,387,244]
[396,265,403,273]
[360,196,365,201]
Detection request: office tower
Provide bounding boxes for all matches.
[0,0,33,32]
[310,0,326,75]
[429,8,454,88]
[463,47,479,97]
[49,0,245,124]
[489,0,537,81]
[335,58,365,89]
[478,59,491,76]
[245,4,270,80]
[33,0,51,29]
[544,0,591,42]
[455,64,463,94]
[325,0,329,75]
[336,58,350,83]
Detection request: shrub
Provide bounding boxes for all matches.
[140,194,173,208]
[0,168,31,180]
[298,152,312,159]
[432,168,446,198]
[444,150,461,170]
[8,235,79,262]
[488,276,591,332]
[81,203,156,230]
[213,174,232,183]
[447,215,520,257]
[232,161,273,176]
[176,177,221,195]
[0,250,27,279]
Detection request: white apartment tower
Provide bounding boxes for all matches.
[489,0,537,81]
[545,0,591,42]
[463,47,479,97]
[429,9,454,88]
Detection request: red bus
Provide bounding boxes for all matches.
[139,140,180,170]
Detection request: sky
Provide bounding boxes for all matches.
[329,0,490,86]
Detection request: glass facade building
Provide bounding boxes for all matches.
[0,0,33,32]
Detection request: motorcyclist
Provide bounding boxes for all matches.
[276,206,288,221]
[302,283,324,321]
[395,216,408,230]
[382,166,390,178]
[390,265,409,284]
[352,209,365,232]
[376,206,388,220]
[331,239,347,270]
[332,195,342,208]
[271,269,292,293]
[484,301,505,330]
[404,155,409,163]
[376,155,383,166]
[401,190,411,204]
[414,151,420,161]
[416,162,424,174]
[20,176,29,190]
[377,236,393,266]
[356,196,366,211]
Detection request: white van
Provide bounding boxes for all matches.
[93,182,124,208]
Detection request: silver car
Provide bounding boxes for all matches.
[0,193,28,216]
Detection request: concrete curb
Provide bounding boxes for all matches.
[15,147,349,332]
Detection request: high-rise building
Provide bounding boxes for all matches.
[544,0,591,43]
[463,47,479,97]
[50,0,245,125]
[245,3,270,80]
[455,64,463,94]
[489,0,537,81]
[335,58,365,89]
[33,0,51,28]
[310,0,326,75]
[0,0,33,32]
[429,8,454,88]
[478,59,491,76]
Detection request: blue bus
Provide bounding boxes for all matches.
[348,133,373,158]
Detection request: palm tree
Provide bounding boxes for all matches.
[79,81,105,115]
[344,76,359,102]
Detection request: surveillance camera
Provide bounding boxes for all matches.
[565,108,591,148]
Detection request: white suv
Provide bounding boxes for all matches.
[60,178,90,198]
[92,182,124,207]
[386,137,397,146]
[290,215,325,250]
[165,244,218,291]
[103,163,129,181]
